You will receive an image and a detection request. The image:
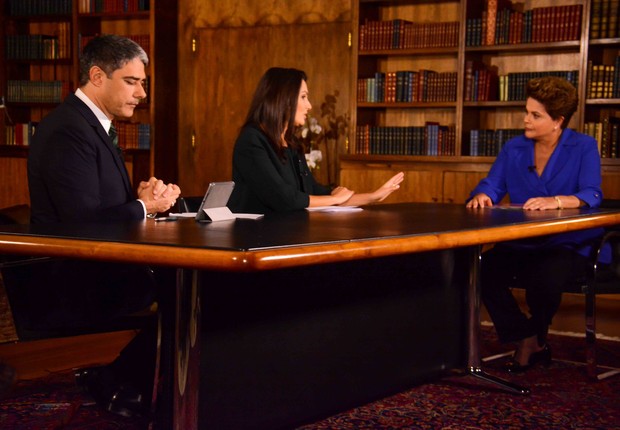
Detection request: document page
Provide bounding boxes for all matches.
[306,206,363,213]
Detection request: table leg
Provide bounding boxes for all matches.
[467,245,530,395]
[172,268,201,429]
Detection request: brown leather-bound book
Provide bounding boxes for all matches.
[601,0,610,38]
[569,4,583,40]
[591,0,602,39]
[485,0,498,45]
[610,0,619,38]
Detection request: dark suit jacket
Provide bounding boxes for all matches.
[28,93,144,223]
[20,93,155,330]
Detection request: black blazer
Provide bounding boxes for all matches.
[28,93,145,223]
[228,125,331,214]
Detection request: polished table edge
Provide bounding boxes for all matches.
[0,211,618,271]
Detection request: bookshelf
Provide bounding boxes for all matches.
[0,0,174,208]
[343,0,620,203]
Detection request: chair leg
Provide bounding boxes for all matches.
[583,290,620,381]
[584,290,597,380]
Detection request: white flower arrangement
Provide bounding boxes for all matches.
[305,149,323,170]
[297,90,350,180]
[301,116,323,140]
[299,116,323,170]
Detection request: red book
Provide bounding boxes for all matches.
[571,4,583,40]
[485,0,498,45]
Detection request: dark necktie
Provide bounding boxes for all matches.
[109,123,119,147]
[109,123,123,158]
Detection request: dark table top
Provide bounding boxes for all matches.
[1,203,619,270]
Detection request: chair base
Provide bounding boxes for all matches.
[483,350,620,381]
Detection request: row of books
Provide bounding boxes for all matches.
[355,124,456,156]
[7,80,71,103]
[354,123,620,158]
[6,0,149,16]
[586,59,620,99]
[467,4,582,46]
[4,123,37,146]
[358,71,458,104]
[359,69,578,104]
[468,129,522,157]
[584,109,620,158]
[464,62,498,102]
[6,25,71,60]
[482,70,578,102]
[112,121,151,150]
[7,0,72,16]
[359,20,459,51]
[78,34,150,55]
[590,0,620,39]
[3,121,151,150]
[78,0,150,14]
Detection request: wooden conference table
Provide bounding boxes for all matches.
[0,202,619,429]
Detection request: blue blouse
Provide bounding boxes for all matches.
[469,128,608,262]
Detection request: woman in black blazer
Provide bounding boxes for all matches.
[228,67,404,214]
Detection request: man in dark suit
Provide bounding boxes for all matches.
[27,34,181,418]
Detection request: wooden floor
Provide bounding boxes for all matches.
[0,330,135,380]
[0,277,137,381]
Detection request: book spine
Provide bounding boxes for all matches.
[591,0,602,39]
[485,0,498,45]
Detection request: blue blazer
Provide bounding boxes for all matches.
[469,128,607,261]
[470,128,603,207]
[28,93,145,223]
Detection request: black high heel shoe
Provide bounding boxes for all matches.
[504,344,552,373]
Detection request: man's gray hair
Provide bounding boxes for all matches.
[79,34,148,86]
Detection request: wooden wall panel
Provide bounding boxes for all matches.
[178,22,351,196]
[0,157,29,208]
[602,170,620,200]
[188,0,351,28]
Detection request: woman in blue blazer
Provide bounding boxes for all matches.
[467,76,607,373]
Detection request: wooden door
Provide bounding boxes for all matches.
[178,22,351,197]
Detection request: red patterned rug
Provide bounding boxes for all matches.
[0,326,619,429]
[302,326,620,429]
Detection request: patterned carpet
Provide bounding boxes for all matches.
[1,326,619,429]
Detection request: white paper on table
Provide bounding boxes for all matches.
[169,212,264,220]
[169,212,197,218]
[305,206,363,213]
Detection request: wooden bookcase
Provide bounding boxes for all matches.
[342,0,620,203]
[0,0,178,209]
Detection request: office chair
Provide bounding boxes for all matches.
[482,200,620,381]
[568,226,620,380]
[555,199,620,380]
